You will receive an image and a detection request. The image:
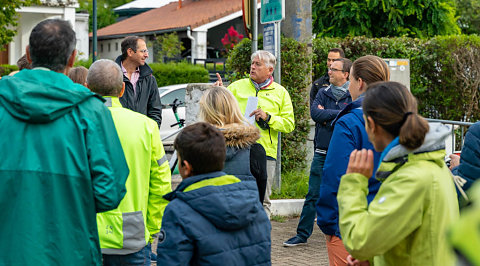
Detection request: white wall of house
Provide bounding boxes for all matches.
[97,39,123,61]
[8,2,89,65]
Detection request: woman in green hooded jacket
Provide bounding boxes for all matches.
[338,81,459,266]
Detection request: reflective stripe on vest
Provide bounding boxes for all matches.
[157,154,168,166]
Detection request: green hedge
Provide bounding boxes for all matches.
[227,37,312,171]
[150,62,209,86]
[313,35,480,122]
[3,61,209,88]
[0,64,19,76]
[74,59,209,87]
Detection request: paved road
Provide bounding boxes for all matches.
[271,217,329,265]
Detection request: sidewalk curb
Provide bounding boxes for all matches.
[271,199,305,216]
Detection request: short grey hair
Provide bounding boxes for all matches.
[251,50,276,68]
[87,59,124,97]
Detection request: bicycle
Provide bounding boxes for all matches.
[161,98,185,173]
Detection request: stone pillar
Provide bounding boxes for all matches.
[192,30,207,60]
[75,13,89,60]
[282,0,312,44]
[63,6,77,30]
[185,83,211,125]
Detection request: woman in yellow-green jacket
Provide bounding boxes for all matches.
[338,81,459,266]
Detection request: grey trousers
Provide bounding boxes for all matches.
[262,159,276,218]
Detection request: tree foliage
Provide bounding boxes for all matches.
[77,0,129,31]
[0,0,39,47]
[456,0,480,34]
[312,0,460,37]
[153,32,184,62]
[313,35,480,122]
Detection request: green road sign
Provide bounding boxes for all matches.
[260,0,285,24]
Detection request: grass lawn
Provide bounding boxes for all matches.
[271,169,309,199]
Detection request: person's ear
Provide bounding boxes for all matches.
[67,50,77,68]
[366,116,376,132]
[358,78,366,92]
[127,48,135,57]
[26,46,33,64]
[119,82,125,97]
[268,66,274,75]
[182,160,193,177]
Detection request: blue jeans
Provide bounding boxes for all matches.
[296,152,325,240]
[102,244,151,266]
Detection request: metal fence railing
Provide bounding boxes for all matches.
[193,58,230,83]
[426,119,475,154]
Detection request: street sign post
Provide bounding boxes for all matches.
[260,0,285,24]
[261,0,285,190]
[263,23,275,55]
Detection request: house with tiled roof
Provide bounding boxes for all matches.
[0,0,89,65]
[94,0,261,63]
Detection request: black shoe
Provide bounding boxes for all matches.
[283,236,307,247]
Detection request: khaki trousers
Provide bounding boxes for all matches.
[262,159,276,218]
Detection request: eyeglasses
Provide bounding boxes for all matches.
[136,49,149,54]
[328,68,343,72]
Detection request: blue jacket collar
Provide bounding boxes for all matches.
[332,95,364,126]
[379,137,400,163]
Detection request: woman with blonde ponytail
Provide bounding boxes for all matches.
[338,81,459,265]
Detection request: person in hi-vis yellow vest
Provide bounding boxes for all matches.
[87,59,171,265]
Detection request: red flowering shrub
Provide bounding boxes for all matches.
[221,26,244,52]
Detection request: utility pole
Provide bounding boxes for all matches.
[92,0,97,62]
[273,20,281,191]
[282,0,312,44]
[260,0,286,190]
[250,0,258,53]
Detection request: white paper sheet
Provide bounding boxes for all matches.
[244,96,258,125]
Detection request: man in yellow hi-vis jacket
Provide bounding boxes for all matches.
[216,50,295,217]
[87,59,172,265]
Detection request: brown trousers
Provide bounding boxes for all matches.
[325,235,350,266]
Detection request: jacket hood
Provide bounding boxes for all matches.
[0,69,98,123]
[166,172,261,230]
[382,122,451,162]
[220,123,259,162]
[375,123,451,181]
[220,123,260,148]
